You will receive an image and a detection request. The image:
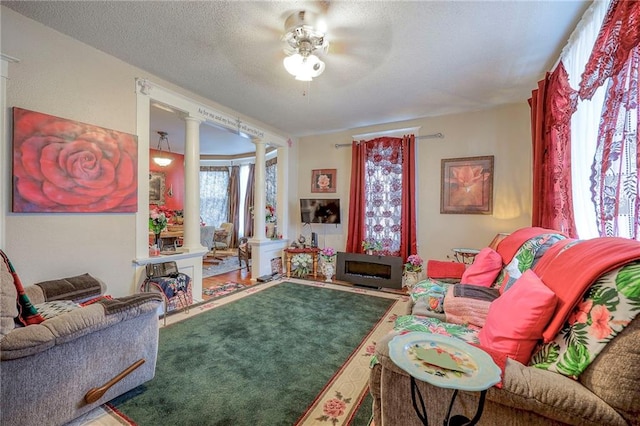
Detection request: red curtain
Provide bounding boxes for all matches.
[579,0,640,238]
[345,135,417,259]
[400,135,418,258]
[579,0,640,100]
[346,141,367,252]
[529,61,578,237]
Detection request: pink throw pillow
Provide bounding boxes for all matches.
[478,270,557,364]
[460,247,502,287]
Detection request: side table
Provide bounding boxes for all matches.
[388,332,501,426]
[451,248,480,265]
[283,247,320,279]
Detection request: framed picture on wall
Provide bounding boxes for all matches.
[311,169,337,193]
[149,172,166,205]
[12,107,138,213]
[440,156,494,214]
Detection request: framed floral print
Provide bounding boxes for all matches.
[441,156,494,214]
[311,169,337,193]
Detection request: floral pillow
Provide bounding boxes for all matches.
[495,233,566,293]
[409,279,451,313]
[530,261,640,378]
[393,314,480,345]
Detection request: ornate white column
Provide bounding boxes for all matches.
[276,145,289,240]
[253,139,267,241]
[183,115,203,250]
[249,139,290,279]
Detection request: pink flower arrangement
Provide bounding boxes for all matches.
[404,254,424,272]
[321,247,336,257]
[320,247,336,262]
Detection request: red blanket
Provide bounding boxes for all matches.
[533,237,640,342]
[496,227,566,264]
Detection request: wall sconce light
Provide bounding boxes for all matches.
[153,131,173,167]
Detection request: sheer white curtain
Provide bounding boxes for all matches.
[200,166,229,228]
[559,0,610,238]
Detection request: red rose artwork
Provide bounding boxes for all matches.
[12,107,138,213]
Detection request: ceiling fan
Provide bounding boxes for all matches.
[281,10,328,81]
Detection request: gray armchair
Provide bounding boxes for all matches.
[200,225,217,262]
[0,250,162,426]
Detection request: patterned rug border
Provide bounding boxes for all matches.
[80,279,409,426]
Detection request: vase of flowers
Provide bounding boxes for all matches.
[361,238,383,255]
[251,203,277,237]
[319,247,336,282]
[403,254,424,289]
[149,209,168,250]
[291,253,313,278]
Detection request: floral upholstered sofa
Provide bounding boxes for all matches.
[370,228,640,426]
[0,250,163,426]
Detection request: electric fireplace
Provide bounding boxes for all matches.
[336,252,403,289]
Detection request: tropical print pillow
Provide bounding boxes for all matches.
[495,233,566,292]
[530,261,640,378]
[409,280,451,313]
[393,314,480,345]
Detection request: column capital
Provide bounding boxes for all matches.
[184,115,203,124]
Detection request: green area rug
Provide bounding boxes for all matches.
[108,281,399,425]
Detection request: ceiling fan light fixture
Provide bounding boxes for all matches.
[282,11,328,81]
[152,131,173,167]
[283,53,325,81]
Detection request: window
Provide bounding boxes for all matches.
[200,166,229,227]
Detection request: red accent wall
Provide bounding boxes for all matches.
[150,149,184,211]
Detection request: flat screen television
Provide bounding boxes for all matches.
[300,198,341,224]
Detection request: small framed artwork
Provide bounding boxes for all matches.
[441,156,494,215]
[311,169,337,193]
[149,172,166,205]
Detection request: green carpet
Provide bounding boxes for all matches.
[109,282,394,425]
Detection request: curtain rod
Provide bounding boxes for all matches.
[334,132,444,149]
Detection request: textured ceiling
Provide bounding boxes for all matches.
[3,1,591,155]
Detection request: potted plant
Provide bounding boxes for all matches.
[250,203,277,238]
[403,254,424,289]
[319,247,336,282]
[361,239,383,255]
[149,209,168,250]
[291,253,313,278]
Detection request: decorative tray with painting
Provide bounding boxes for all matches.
[388,332,501,391]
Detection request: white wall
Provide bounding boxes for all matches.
[296,104,533,262]
[1,7,288,296]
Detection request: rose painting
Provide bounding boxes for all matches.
[440,156,494,214]
[311,168,337,193]
[12,108,138,213]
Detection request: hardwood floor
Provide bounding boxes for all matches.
[201,266,253,301]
